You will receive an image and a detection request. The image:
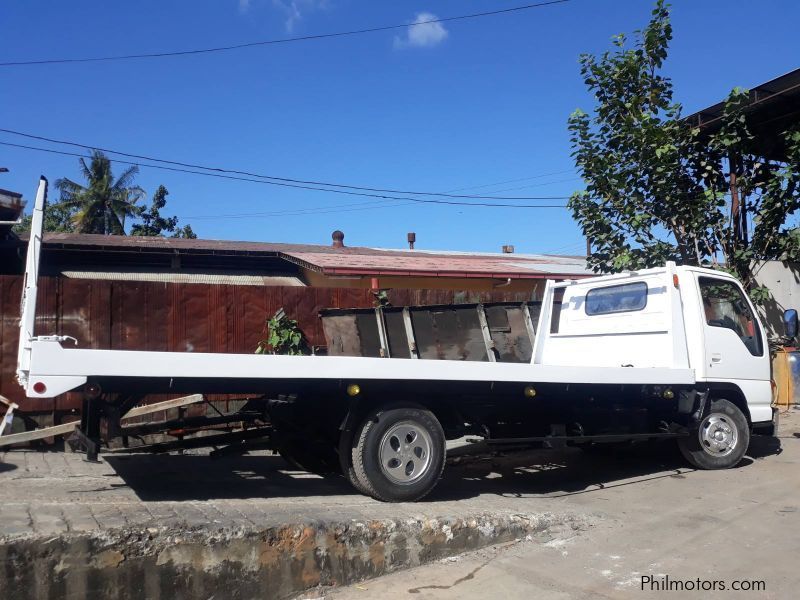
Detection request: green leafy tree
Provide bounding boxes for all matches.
[130,185,195,238]
[12,201,77,234]
[172,223,197,239]
[568,0,800,302]
[55,150,144,235]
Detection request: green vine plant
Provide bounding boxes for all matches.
[255,308,308,356]
[372,289,392,308]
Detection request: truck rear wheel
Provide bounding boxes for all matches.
[351,405,446,502]
[338,427,372,496]
[678,399,749,470]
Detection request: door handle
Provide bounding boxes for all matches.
[711,353,722,363]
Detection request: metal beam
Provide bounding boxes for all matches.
[374,308,390,358]
[402,308,419,359]
[476,305,497,362]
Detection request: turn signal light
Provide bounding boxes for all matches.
[524,385,537,398]
[346,384,361,397]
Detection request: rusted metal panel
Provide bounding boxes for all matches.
[320,301,543,363]
[0,274,543,420]
[0,276,21,404]
[236,285,270,354]
[384,310,412,359]
[209,285,229,354]
[321,314,363,356]
[413,305,489,361]
[486,304,534,363]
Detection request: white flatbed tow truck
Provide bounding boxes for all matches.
[16,178,780,501]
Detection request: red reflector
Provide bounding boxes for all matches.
[32,382,47,394]
[672,274,679,288]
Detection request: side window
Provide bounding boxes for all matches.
[699,277,763,356]
[585,282,648,316]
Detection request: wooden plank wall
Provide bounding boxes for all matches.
[0,275,536,414]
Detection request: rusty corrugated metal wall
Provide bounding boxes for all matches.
[0,275,536,415]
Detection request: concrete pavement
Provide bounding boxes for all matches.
[324,409,800,600]
[0,409,795,599]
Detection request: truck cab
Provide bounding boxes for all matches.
[542,266,773,424]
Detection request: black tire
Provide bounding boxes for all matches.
[338,425,372,496]
[678,399,749,469]
[352,405,446,502]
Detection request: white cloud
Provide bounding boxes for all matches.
[272,0,327,33]
[394,12,449,49]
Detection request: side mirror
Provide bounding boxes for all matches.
[783,309,798,339]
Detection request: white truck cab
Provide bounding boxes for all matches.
[541,266,773,423]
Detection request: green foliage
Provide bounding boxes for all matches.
[568,0,800,303]
[131,185,197,238]
[55,150,145,235]
[255,309,307,356]
[13,157,197,238]
[172,223,197,239]
[372,289,391,307]
[12,201,77,234]
[130,185,178,236]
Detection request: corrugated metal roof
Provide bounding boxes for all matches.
[21,233,590,279]
[60,270,305,286]
[284,251,590,279]
[37,232,321,255]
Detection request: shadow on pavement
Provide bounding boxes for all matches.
[103,435,782,503]
[103,454,357,501]
[0,461,18,474]
[748,434,783,459]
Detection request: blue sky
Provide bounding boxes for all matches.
[2,0,798,255]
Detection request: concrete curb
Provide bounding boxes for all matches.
[0,511,591,599]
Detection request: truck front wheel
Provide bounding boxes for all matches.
[678,399,749,470]
[351,405,446,502]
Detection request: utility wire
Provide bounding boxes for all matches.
[482,177,581,194]
[189,200,417,219]
[0,141,568,209]
[443,169,574,193]
[0,1,570,67]
[187,177,581,219]
[0,128,569,200]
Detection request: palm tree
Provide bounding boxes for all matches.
[55,151,144,235]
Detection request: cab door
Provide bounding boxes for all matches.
[696,276,770,382]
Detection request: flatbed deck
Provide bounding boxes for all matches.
[26,342,697,399]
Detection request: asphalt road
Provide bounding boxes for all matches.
[325,409,800,600]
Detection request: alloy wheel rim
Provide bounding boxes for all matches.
[378,420,433,484]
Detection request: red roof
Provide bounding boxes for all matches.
[31,233,590,279]
[283,250,590,279]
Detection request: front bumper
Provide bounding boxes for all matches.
[752,406,779,437]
